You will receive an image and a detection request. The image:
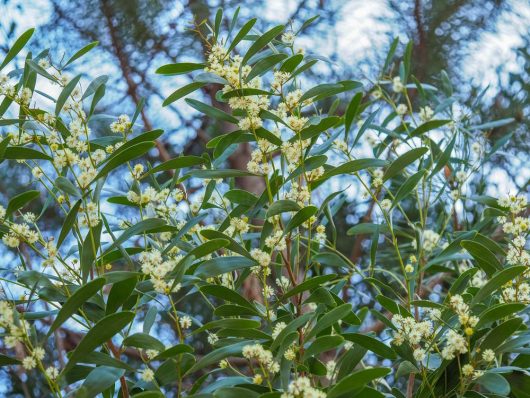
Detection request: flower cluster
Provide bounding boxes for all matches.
[139,250,182,294]
[242,343,280,383]
[281,376,326,398]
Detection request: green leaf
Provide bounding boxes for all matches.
[146,155,205,175]
[189,239,229,259]
[224,189,258,206]
[328,367,391,398]
[82,75,108,100]
[347,223,388,236]
[430,134,456,177]
[76,366,125,398]
[280,54,304,73]
[391,170,425,208]
[246,53,288,81]
[472,266,526,304]
[0,28,34,71]
[47,278,105,337]
[300,81,362,103]
[303,335,344,360]
[64,41,99,68]
[0,354,20,366]
[227,18,257,53]
[200,285,255,309]
[200,229,252,259]
[475,373,510,395]
[266,200,301,218]
[55,176,81,197]
[81,223,103,283]
[57,199,82,248]
[106,276,137,314]
[222,88,273,99]
[461,240,502,277]
[476,303,525,328]
[306,303,352,339]
[382,37,399,74]
[345,92,362,134]
[3,146,51,160]
[410,120,451,137]
[186,98,238,124]
[481,317,522,350]
[123,333,165,352]
[163,82,206,106]
[312,252,352,270]
[195,256,256,277]
[283,274,336,300]
[185,341,250,375]
[0,136,11,163]
[471,118,515,131]
[187,169,255,179]
[105,218,166,253]
[242,25,284,65]
[353,110,379,145]
[194,319,261,334]
[284,205,317,232]
[343,333,396,359]
[95,141,155,180]
[55,74,81,115]
[6,190,40,215]
[63,311,135,373]
[320,158,387,180]
[156,62,204,75]
[383,147,428,181]
[298,116,340,140]
[154,344,194,360]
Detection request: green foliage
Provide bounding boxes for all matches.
[0,11,527,398]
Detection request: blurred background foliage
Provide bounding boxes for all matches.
[0,0,529,395]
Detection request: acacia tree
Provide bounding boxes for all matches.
[0,10,528,398]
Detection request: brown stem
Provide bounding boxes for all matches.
[107,339,129,398]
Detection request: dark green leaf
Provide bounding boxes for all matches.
[242,25,284,65]
[55,75,81,115]
[7,190,40,215]
[383,147,428,181]
[47,278,105,337]
[57,199,82,248]
[63,311,135,373]
[163,82,206,106]
[0,28,34,71]
[186,98,238,124]
[64,41,99,68]
[156,63,204,75]
[195,256,256,277]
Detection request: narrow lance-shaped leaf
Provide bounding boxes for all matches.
[0,28,35,71]
[95,141,155,180]
[63,41,99,68]
[62,311,135,373]
[383,147,428,181]
[6,190,40,216]
[57,199,82,248]
[185,98,239,124]
[242,25,284,65]
[156,62,204,75]
[391,170,426,209]
[163,82,206,107]
[55,74,82,115]
[227,18,257,53]
[47,278,105,337]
